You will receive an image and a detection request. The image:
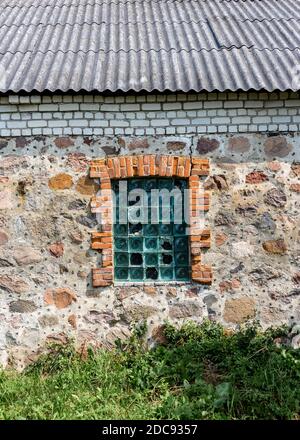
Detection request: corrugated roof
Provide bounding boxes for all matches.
[0,0,300,93]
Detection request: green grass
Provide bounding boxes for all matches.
[0,321,299,420]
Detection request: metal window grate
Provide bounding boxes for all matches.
[113,177,190,282]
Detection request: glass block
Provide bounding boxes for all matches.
[174,179,187,190]
[117,207,128,223]
[129,222,143,235]
[115,252,129,267]
[130,253,143,266]
[145,253,158,266]
[160,267,173,281]
[129,237,143,251]
[149,206,159,223]
[174,237,188,252]
[175,267,190,281]
[115,267,128,280]
[159,223,172,235]
[115,237,128,251]
[159,205,173,222]
[159,179,173,190]
[145,237,158,251]
[160,237,173,251]
[174,223,187,236]
[146,267,159,280]
[114,224,128,236]
[130,267,144,281]
[144,224,159,236]
[160,253,174,266]
[129,179,144,190]
[144,179,157,191]
[175,252,188,267]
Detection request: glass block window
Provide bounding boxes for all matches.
[112,178,190,282]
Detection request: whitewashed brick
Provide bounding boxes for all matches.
[141,103,161,111]
[59,103,79,111]
[27,120,47,128]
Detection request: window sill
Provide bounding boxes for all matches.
[114,281,192,287]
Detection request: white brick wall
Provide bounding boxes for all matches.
[0,91,299,137]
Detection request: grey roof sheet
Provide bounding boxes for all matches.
[0,0,300,93]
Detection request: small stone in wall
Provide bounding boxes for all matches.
[123,304,158,322]
[219,279,241,293]
[44,287,77,309]
[196,137,219,154]
[1,156,28,172]
[254,212,276,232]
[15,137,30,149]
[228,136,250,153]
[75,176,98,196]
[69,230,84,244]
[0,274,29,293]
[231,241,254,258]
[49,242,64,258]
[9,300,37,313]
[215,233,228,246]
[290,183,300,193]
[76,214,98,228]
[0,140,8,149]
[245,171,268,184]
[267,161,281,172]
[262,239,287,255]
[54,137,74,149]
[264,136,292,158]
[0,190,17,210]
[264,188,287,207]
[203,294,217,307]
[291,162,300,177]
[105,326,131,348]
[204,175,228,191]
[48,173,73,190]
[38,314,59,327]
[0,231,8,245]
[127,138,149,150]
[68,199,87,210]
[215,210,236,226]
[169,301,202,319]
[167,141,186,151]
[144,286,156,296]
[68,314,77,329]
[292,272,300,284]
[13,246,42,266]
[223,297,256,324]
[66,153,88,172]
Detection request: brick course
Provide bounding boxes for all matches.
[0,91,300,137]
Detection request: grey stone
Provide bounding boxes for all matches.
[214,211,236,226]
[13,247,42,266]
[254,212,276,232]
[203,294,218,307]
[169,301,202,319]
[68,199,87,210]
[9,300,37,313]
[76,214,98,228]
[264,188,287,208]
[249,266,281,287]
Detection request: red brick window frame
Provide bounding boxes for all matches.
[90,155,212,287]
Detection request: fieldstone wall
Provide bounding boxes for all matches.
[0,132,299,369]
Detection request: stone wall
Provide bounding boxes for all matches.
[0,130,299,369]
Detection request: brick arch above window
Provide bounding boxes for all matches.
[89,155,212,287]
